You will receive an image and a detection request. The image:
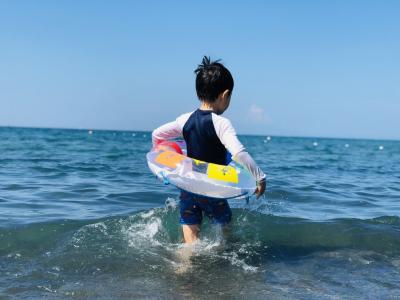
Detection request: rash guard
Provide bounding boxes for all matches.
[152,109,266,182]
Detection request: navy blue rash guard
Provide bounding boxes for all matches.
[182,109,228,165]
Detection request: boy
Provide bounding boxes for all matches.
[152,56,266,243]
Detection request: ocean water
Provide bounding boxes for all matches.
[0,127,399,299]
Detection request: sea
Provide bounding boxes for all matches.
[0,126,399,299]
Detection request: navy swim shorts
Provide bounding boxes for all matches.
[179,191,232,225]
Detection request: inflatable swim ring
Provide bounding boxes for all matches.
[146,141,256,199]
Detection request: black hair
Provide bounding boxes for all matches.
[194,56,234,102]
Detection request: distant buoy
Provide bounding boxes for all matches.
[132,133,136,137]
[345,144,349,148]
[88,130,93,135]
[266,136,271,141]
[313,142,318,147]
[379,145,384,150]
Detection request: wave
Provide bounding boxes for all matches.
[1,203,399,260]
[1,203,400,299]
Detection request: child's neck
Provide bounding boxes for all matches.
[199,101,216,111]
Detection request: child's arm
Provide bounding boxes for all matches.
[152,112,192,146]
[234,152,266,182]
[152,121,182,146]
[212,115,266,197]
[234,151,266,197]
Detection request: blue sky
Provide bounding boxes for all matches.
[0,1,399,139]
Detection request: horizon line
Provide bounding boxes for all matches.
[0,124,398,143]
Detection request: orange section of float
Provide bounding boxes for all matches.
[155,151,185,169]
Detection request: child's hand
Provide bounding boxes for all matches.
[255,178,266,198]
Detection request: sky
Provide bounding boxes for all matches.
[0,0,399,140]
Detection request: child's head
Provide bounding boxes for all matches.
[194,56,234,114]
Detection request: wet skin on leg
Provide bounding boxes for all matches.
[182,224,200,243]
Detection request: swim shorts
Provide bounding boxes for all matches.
[179,191,232,225]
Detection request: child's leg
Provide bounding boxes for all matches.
[206,199,232,237]
[222,222,231,237]
[182,224,200,243]
[179,192,202,243]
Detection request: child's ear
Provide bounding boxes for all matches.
[221,89,230,100]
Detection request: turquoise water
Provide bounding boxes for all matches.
[0,127,399,299]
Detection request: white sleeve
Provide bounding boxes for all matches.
[211,114,266,181]
[234,151,266,182]
[151,112,193,146]
[211,114,245,156]
[151,121,181,146]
